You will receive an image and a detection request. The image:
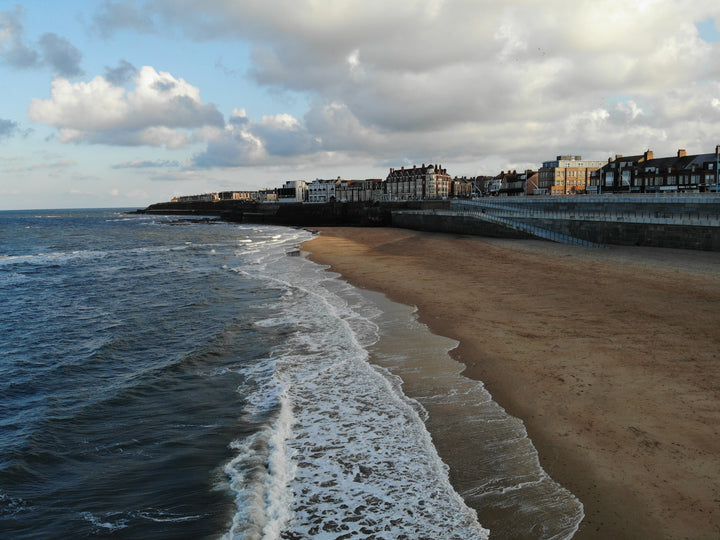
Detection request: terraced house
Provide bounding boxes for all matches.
[594,146,720,193]
[385,164,451,200]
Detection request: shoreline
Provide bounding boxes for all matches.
[301,227,720,539]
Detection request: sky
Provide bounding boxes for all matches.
[1,0,720,210]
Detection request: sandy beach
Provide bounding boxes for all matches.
[302,227,720,539]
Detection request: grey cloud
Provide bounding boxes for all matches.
[38,33,84,77]
[228,114,249,127]
[0,7,40,68]
[112,159,180,168]
[92,0,156,38]
[0,118,19,139]
[192,110,321,167]
[1,8,83,75]
[3,41,40,68]
[159,96,225,129]
[192,131,259,168]
[153,80,177,92]
[254,124,320,157]
[0,118,32,139]
[104,59,138,85]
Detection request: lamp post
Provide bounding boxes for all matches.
[715,144,720,193]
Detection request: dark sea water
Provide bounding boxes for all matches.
[0,209,493,539]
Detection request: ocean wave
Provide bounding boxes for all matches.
[223,227,489,538]
[0,249,109,268]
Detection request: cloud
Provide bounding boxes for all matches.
[1,7,83,76]
[191,108,323,167]
[37,33,83,77]
[112,158,180,168]
[0,155,76,173]
[86,1,720,172]
[0,6,40,68]
[0,118,19,139]
[92,0,156,38]
[0,118,32,140]
[104,59,138,85]
[29,66,225,148]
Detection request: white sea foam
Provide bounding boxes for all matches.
[0,250,109,268]
[223,225,489,539]
[80,511,129,531]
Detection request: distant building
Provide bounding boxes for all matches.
[524,171,540,195]
[537,155,605,195]
[277,180,308,203]
[307,178,342,203]
[385,164,451,200]
[173,192,219,202]
[335,179,384,202]
[594,147,720,193]
[452,177,474,198]
[487,170,536,196]
[256,189,278,202]
[218,191,254,201]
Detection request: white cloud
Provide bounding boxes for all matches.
[29,66,224,148]
[75,1,720,174]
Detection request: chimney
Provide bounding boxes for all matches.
[677,149,687,158]
[643,149,654,161]
[716,145,720,155]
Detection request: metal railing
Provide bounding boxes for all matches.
[450,198,720,227]
[437,207,604,247]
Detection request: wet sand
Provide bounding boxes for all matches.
[302,227,720,539]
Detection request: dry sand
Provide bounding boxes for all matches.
[302,227,720,539]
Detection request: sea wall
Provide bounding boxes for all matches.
[390,211,532,239]
[141,195,720,251]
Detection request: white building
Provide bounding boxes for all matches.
[277,180,308,203]
[307,178,342,203]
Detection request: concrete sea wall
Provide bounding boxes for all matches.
[141,194,720,251]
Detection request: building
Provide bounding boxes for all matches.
[218,191,254,201]
[307,178,342,203]
[594,147,720,193]
[524,171,540,195]
[277,180,308,203]
[385,164,452,200]
[487,170,536,196]
[335,179,384,202]
[256,189,278,202]
[452,177,474,198]
[172,192,219,202]
[537,155,606,195]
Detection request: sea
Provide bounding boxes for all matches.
[0,208,583,539]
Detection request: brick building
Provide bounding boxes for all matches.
[538,155,606,195]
